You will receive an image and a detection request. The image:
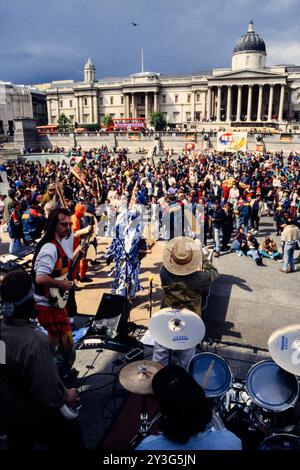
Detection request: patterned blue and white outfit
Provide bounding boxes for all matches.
[105,209,143,299]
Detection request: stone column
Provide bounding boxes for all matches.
[236,85,242,121]
[278,84,285,122]
[154,92,158,112]
[125,94,130,118]
[46,99,51,125]
[267,85,274,122]
[246,85,253,122]
[226,86,232,123]
[56,97,60,122]
[94,95,98,123]
[145,92,149,121]
[257,85,263,121]
[76,97,80,124]
[207,87,212,120]
[131,94,136,118]
[217,86,222,122]
[90,96,94,123]
[191,91,195,121]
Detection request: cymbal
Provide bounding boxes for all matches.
[149,307,205,350]
[268,324,300,376]
[119,360,164,395]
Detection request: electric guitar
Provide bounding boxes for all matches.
[49,238,89,309]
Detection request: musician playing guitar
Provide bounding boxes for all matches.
[32,208,88,381]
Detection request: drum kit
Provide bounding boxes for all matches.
[119,309,300,450]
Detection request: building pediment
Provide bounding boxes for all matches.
[210,68,287,84]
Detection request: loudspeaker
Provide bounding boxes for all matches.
[92,293,130,339]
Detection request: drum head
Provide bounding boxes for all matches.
[258,434,300,450]
[189,352,232,397]
[246,360,299,412]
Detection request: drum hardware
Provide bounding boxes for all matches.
[257,433,300,450]
[119,360,164,449]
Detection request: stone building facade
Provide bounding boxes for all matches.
[0,82,46,136]
[35,21,300,128]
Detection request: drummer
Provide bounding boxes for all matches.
[135,365,242,450]
[152,237,218,369]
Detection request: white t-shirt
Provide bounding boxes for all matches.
[34,239,70,307]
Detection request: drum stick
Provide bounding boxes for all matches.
[202,360,215,389]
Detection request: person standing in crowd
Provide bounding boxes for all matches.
[152,237,218,369]
[22,197,45,243]
[135,365,242,451]
[250,194,264,234]
[8,201,26,256]
[279,218,300,273]
[71,202,93,283]
[221,202,234,251]
[208,199,225,257]
[0,270,84,450]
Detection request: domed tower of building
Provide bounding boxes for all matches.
[84,58,96,82]
[232,20,266,70]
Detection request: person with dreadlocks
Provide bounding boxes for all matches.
[32,208,77,381]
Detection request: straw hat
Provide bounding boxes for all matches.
[162,237,202,276]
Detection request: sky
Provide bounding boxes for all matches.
[0,0,300,85]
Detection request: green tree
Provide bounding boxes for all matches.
[57,113,71,132]
[102,114,113,128]
[149,112,167,131]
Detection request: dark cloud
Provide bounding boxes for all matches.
[0,0,299,84]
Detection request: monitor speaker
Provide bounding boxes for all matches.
[92,293,130,338]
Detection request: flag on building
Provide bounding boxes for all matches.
[70,157,87,184]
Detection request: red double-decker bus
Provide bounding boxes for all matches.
[36,125,59,134]
[112,118,145,131]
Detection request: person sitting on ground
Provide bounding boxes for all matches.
[135,365,242,451]
[242,232,263,266]
[0,270,84,450]
[259,237,281,260]
[230,226,247,255]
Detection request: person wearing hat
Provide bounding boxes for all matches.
[135,365,241,450]
[152,236,218,369]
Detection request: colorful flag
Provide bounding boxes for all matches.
[70,158,87,184]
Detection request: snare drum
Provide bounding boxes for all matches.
[189,352,232,398]
[245,360,299,412]
[257,433,300,450]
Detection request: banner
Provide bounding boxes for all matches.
[70,158,87,184]
[217,131,247,152]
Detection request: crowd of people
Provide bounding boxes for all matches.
[0,145,299,450]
